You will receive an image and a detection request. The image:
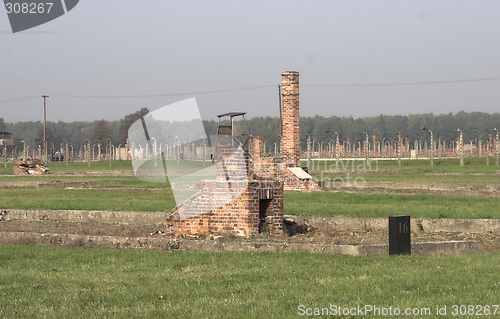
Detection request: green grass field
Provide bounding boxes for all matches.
[1,158,500,218]
[0,188,175,212]
[304,156,500,173]
[285,192,500,219]
[1,244,499,319]
[2,188,499,219]
[1,159,500,318]
[306,157,500,184]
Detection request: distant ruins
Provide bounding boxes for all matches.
[13,160,49,175]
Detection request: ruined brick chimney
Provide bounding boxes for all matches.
[165,137,284,237]
[281,71,300,167]
[278,71,321,192]
[164,71,320,238]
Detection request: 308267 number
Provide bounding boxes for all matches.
[451,305,499,316]
[5,2,53,14]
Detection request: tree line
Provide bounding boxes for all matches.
[1,110,500,156]
[250,111,500,150]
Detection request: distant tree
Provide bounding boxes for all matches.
[202,120,217,137]
[0,118,7,132]
[5,111,500,156]
[90,120,114,145]
[117,108,149,144]
[12,135,24,158]
[34,127,58,155]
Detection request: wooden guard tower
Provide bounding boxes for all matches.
[216,112,248,137]
[216,112,249,149]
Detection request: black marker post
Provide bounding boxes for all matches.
[388,215,411,255]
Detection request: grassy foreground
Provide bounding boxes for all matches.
[1,244,499,319]
[0,160,499,318]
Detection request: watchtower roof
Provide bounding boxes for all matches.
[217,112,246,118]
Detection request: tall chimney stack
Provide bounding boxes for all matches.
[281,71,300,167]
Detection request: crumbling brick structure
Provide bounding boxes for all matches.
[13,160,49,175]
[166,71,319,238]
[166,137,284,237]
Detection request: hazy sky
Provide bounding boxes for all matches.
[1,1,500,123]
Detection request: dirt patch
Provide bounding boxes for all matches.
[239,227,500,252]
[1,219,498,252]
[331,181,500,197]
[0,220,163,237]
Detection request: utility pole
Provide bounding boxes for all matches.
[405,136,409,158]
[335,132,340,171]
[306,134,311,170]
[21,140,26,160]
[478,135,482,157]
[2,142,5,168]
[85,139,91,168]
[422,128,433,166]
[363,132,369,167]
[382,138,386,157]
[42,95,49,165]
[0,132,11,168]
[396,131,402,167]
[108,138,113,167]
[495,128,499,166]
[457,129,464,166]
[438,137,442,158]
[175,136,180,167]
[201,136,206,167]
[372,134,377,156]
[63,140,69,167]
[151,137,157,167]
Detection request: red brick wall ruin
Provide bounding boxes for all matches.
[165,71,320,238]
[166,138,284,237]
